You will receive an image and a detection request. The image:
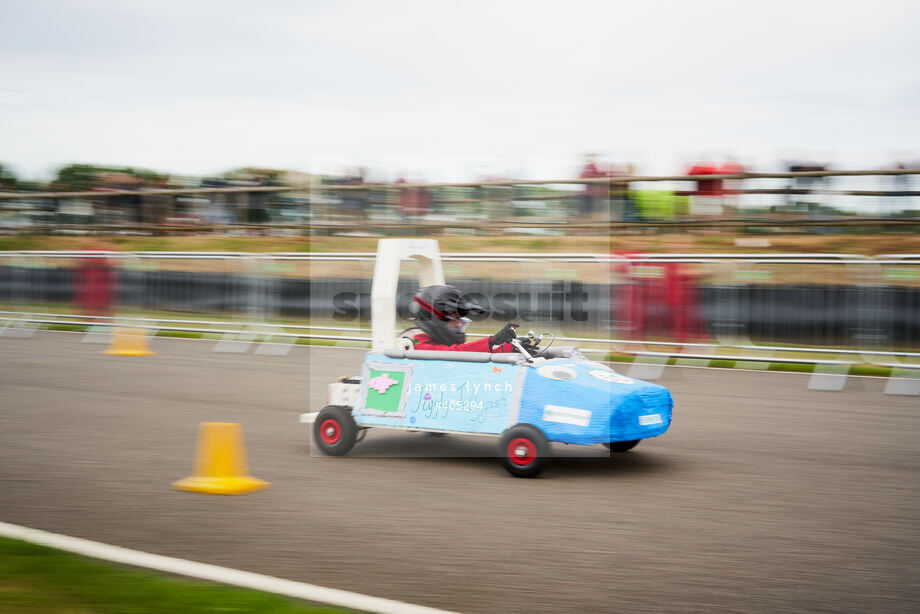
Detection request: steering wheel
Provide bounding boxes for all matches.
[532,332,554,357]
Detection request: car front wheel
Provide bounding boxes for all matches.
[313,405,358,456]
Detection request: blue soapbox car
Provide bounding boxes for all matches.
[305,240,674,477]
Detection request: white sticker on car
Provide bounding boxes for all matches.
[543,404,591,427]
[638,414,663,426]
[589,369,636,384]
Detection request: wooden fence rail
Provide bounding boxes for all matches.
[1,168,919,200]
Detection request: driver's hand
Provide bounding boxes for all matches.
[490,322,519,346]
[517,338,538,354]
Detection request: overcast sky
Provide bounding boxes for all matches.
[2,0,919,182]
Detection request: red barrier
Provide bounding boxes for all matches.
[612,252,706,342]
[74,250,115,317]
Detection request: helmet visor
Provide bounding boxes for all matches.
[446,316,471,333]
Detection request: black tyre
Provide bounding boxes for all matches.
[603,439,640,453]
[313,405,358,456]
[499,424,551,478]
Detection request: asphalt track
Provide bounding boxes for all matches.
[1,332,917,614]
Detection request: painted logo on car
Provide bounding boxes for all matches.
[368,373,399,394]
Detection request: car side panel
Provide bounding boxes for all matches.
[516,361,673,445]
[352,354,518,434]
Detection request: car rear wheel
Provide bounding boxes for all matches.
[313,405,358,456]
[499,424,550,478]
[603,439,640,452]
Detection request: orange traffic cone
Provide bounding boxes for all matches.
[173,422,269,495]
[103,327,155,356]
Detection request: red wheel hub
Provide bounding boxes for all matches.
[507,438,537,466]
[320,419,341,445]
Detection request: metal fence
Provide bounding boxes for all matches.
[1,251,919,374]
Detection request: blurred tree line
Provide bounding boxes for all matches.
[0,162,167,192]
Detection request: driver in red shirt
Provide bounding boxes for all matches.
[403,285,522,353]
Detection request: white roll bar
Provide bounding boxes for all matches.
[370,239,445,352]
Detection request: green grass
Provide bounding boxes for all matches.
[36,324,352,348]
[0,536,354,614]
[0,235,48,251]
[25,321,912,375]
[3,231,918,256]
[9,306,909,375]
[602,353,895,377]
[44,324,86,332]
[154,329,203,339]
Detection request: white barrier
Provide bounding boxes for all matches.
[0,521,460,614]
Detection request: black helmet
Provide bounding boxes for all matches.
[411,285,483,345]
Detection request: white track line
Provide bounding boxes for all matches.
[0,521,460,614]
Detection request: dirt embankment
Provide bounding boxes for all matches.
[2,233,919,255]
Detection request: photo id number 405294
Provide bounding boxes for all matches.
[435,400,484,411]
